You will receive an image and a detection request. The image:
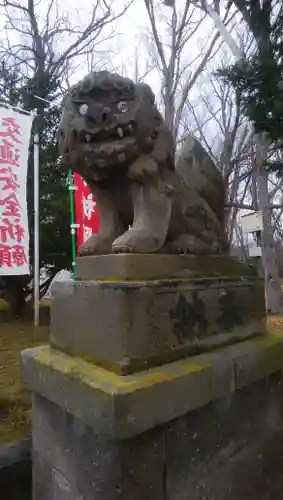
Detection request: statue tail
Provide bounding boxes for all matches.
[176,135,225,228]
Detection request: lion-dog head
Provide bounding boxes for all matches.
[59,71,162,182]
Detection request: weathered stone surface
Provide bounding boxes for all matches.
[21,345,212,439]
[76,253,257,281]
[165,375,283,500]
[59,71,227,256]
[229,334,283,389]
[33,394,165,500]
[50,275,266,374]
[30,370,283,500]
[21,333,283,440]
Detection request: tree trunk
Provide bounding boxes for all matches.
[256,136,283,313]
[4,280,27,318]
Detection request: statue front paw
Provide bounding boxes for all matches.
[79,235,113,256]
[112,228,163,253]
[163,234,222,255]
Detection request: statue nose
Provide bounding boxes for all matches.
[101,107,112,123]
[86,106,112,126]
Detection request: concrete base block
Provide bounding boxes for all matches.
[32,394,166,500]
[50,275,266,374]
[31,378,283,500]
[21,333,283,439]
[21,336,283,500]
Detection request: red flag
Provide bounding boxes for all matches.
[74,173,99,253]
[0,109,33,275]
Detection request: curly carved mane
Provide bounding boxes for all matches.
[59,71,174,184]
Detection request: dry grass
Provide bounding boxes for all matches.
[0,298,8,310]
[266,315,283,334]
[0,303,49,446]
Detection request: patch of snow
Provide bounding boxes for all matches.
[43,269,74,299]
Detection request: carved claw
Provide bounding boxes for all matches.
[177,247,192,255]
[162,235,219,255]
[79,246,92,257]
[112,245,135,253]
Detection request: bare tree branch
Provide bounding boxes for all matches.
[143,0,236,137]
[0,0,133,82]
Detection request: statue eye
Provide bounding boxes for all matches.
[117,101,129,113]
[79,103,88,116]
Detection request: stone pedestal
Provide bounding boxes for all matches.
[22,334,283,500]
[50,277,265,374]
[51,255,266,374]
[22,254,276,500]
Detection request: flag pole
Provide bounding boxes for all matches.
[33,127,40,327]
[32,96,51,327]
[34,96,78,281]
[68,169,77,279]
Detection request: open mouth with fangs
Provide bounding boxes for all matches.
[72,122,135,145]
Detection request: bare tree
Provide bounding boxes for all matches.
[177,1,283,312]
[0,0,134,153]
[143,0,235,140]
[182,70,253,244]
[0,0,132,315]
[112,45,154,84]
[0,0,132,85]
[225,0,283,313]
[185,68,283,312]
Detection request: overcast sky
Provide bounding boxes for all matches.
[36,0,226,93]
[52,0,239,148]
[0,0,239,97]
[0,0,240,148]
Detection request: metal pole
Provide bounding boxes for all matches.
[68,169,77,279]
[0,100,31,115]
[31,96,50,326]
[34,131,40,327]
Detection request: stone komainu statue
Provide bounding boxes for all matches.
[59,71,227,255]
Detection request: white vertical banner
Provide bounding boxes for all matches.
[0,106,34,275]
